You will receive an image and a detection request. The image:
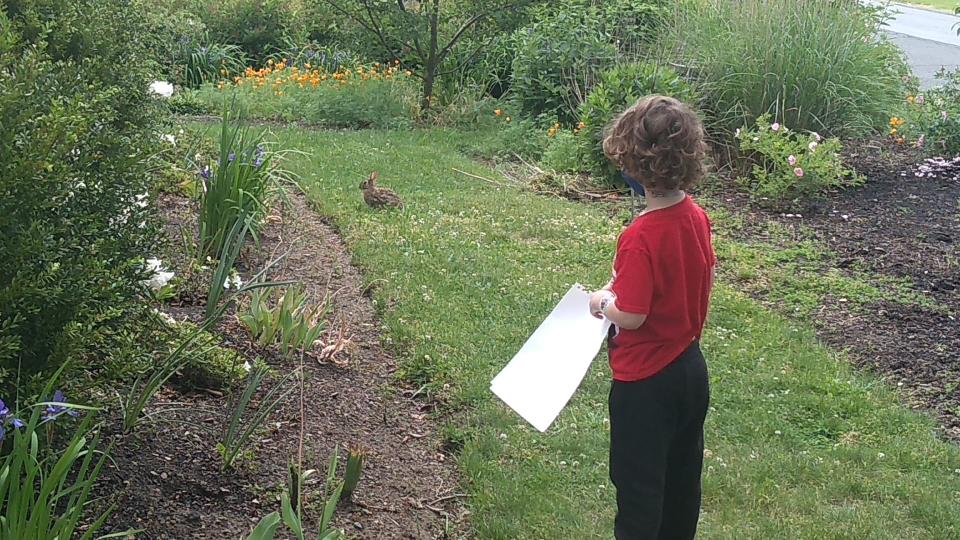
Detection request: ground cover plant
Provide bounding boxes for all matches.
[283,126,960,539]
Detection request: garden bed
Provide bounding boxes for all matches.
[711,139,960,439]
[96,191,464,539]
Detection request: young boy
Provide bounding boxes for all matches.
[588,95,716,540]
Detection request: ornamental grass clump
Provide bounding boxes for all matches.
[665,0,907,138]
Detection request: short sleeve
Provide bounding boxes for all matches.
[612,247,653,315]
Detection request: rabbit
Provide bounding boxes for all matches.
[360,171,404,210]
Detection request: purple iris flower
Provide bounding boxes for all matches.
[201,166,211,180]
[228,152,236,162]
[0,398,25,442]
[41,390,80,423]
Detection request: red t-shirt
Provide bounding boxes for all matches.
[609,196,716,381]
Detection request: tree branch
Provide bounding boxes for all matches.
[437,12,487,64]
[320,0,422,78]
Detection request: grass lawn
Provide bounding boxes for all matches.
[900,0,956,12]
[275,126,960,538]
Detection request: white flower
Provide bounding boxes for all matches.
[812,132,822,142]
[771,122,781,132]
[808,141,818,152]
[402,0,421,10]
[223,271,243,290]
[161,133,176,146]
[149,81,174,98]
[142,258,175,290]
[134,192,149,209]
[152,308,178,326]
[243,361,252,372]
[734,128,741,138]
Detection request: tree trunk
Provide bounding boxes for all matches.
[421,0,441,112]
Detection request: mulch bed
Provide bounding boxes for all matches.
[710,139,960,439]
[96,191,465,539]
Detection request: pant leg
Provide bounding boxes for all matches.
[658,344,710,540]
[609,361,685,540]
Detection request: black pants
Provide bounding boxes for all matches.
[609,341,710,540]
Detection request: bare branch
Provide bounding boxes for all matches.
[437,12,487,64]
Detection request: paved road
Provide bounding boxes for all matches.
[870,2,960,88]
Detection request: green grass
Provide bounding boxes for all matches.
[267,126,960,538]
[701,203,944,318]
[900,0,956,12]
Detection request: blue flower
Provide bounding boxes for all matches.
[41,390,80,423]
[0,398,25,441]
[228,152,236,162]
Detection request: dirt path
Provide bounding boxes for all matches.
[98,191,464,539]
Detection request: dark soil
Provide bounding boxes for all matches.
[96,191,465,539]
[711,139,960,439]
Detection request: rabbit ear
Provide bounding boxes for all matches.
[369,171,379,183]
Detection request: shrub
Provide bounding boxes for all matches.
[204,0,298,63]
[895,71,960,156]
[196,61,419,128]
[577,62,698,186]
[0,0,164,390]
[666,0,908,138]
[509,0,667,123]
[541,130,582,173]
[736,114,862,201]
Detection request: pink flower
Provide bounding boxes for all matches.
[794,167,804,178]
[812,132,822,142]
[788,155,797,166]
[942,110,949,121]
[917,134,925,148]
[808,141,818,152]
[771,123,781,132]
[917,94,925,105]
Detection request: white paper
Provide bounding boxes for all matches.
[491,284,612,432]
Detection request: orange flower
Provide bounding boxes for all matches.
[494,109,503,116]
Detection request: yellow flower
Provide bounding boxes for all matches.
[890,128,898,136]
[907,95,915,104]
[268,59,275,65]
[506,116,512,123]
[405,70,413,77]
[305,63,312,69]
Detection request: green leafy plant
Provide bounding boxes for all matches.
[577,62,698,186]
[341,446,366,502]
[218,363,295,470]
[893,70,960,155]
[510,0,667,123]
[243,450,350,540]
[123,256,291,432]
[665,0,909,138]
[239,285,329,359]
[0,366,138,539]
[198,103,277,260]
[736,114,862,201]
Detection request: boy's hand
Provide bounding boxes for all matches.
[589,290,615,319]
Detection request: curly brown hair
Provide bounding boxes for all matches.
[602,95,709,191]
